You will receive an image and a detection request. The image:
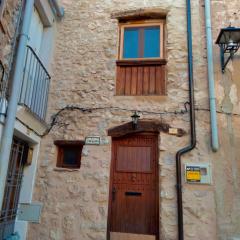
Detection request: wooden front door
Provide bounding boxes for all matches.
[108,133,159,240]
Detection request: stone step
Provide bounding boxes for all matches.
[110,232,156,240]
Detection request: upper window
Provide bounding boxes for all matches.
[119,22,164,60]
[116,20,166,96]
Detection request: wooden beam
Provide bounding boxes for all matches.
[108,120,186,138]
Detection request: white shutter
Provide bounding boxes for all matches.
[28,7,44,54]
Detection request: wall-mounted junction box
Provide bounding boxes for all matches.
[185,163,212,184]
[17,202,43,223]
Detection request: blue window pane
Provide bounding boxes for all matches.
[144,27,160,58]
[123,28,139,59]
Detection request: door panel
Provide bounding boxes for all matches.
[109,134,159,239]
[116,146,152,172]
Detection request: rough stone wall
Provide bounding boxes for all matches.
[0,0,22,93]
[211,1,240,240]
[28,0,240,240]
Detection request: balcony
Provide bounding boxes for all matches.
[19,46,51,122]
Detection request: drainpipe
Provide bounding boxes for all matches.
[176,0,196,240]
[0,0,35,208]
[204,0,219,152]
[51,0,64,18]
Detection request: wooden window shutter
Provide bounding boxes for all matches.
[116,60,166,96]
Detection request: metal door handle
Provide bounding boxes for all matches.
[112,186,117,201]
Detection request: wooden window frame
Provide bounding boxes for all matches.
[54,140,85,169]
[118,20,165,61]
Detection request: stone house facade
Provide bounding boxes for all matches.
[27,0,240,240]
[0,1,62,239]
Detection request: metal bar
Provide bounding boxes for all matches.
[3,143,18,221]
[176,0,196,240]
[19,47,29,103]
[43,78,50,119]
[44,75,50,119]
[24,48,34,105]
[223,54,232,72]
[204,0,219,151]
[221,45,225,73]
[29,53,38,110]
[31,60,42,114]
[35,68,45,118]
[39,73,47,119]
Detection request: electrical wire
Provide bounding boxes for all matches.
[0,103,237,138]
[42,104,190,137]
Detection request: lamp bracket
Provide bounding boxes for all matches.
[220,43,240,73]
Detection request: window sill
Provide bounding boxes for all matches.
[116,59,167,66]
[53,167,80,172]
[113,95,168,102]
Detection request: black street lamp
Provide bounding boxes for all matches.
[216,26,240,73]
[131,111,140,129]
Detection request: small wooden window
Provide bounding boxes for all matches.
[116,20,166,96]
[54,140,85,169]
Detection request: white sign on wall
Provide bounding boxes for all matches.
[185,163,212,185]
[85,136,101,145]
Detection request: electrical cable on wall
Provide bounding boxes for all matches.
[43,104,240,137]
[3,103,238,138]
[42,103,190,137]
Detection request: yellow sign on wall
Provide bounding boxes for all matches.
[186,166,201,182]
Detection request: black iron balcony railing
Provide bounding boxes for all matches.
[19,45,51,121]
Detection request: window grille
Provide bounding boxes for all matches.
[0,138,29,239]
